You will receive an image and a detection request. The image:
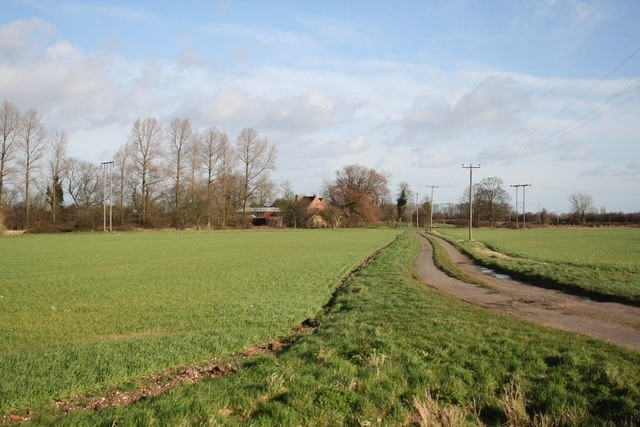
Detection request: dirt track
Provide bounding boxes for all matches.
[415,233,640,352]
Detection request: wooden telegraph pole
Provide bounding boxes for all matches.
[426,185,438,232]
[462,164,480,240]
[101,161,114,232]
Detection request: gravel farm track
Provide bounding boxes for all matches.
[416,233,640,352]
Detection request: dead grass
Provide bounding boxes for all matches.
[501,377,529,427]
[411,390,478,426]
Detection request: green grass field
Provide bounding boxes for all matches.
[31,232,640,426]
[434,227,640,304]
[3,229,640,425]
[0,229,399,416]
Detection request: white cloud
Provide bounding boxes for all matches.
[411,151,459,168]
[336,136,369,155]
[77,4,153,21]
[188,86,356,136]
[200,22,317,54]
[0,17,55,60]
[400,75,530,143]
[559,147,593,161]
[580,162,640,177]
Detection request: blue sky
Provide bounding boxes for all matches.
[2,0,639,213]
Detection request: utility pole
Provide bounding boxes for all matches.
[510,185,519,228]
[522,184,531,228]
[426,185,438,232]
[510,184,531,229]
[415,192,420,228]
[538,203,541,224]
[101,161,114,232]
[462,164,480,240]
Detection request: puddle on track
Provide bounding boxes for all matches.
[480,267,511,280]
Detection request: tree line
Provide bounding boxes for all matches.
[2,98,636,232]
[1,99,277,231]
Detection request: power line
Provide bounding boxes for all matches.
[481,47,640,163]
[517,79,640,156]
[534,47,640,134]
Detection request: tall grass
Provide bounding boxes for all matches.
[0,229,399,415]
[37,232,640,426]
[435,227,640,303]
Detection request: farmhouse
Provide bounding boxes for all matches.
[299,195,329,227]
[240,195,329,228]
[242,207,283,227]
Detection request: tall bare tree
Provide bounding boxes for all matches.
[128,118,164,226]
[166,117,193,227]
[0,100,20,230]
[198,127,224,228]
[183,131,202,228]
[216,133,236,228]
[113,143,132,225]
[19,108,47,230]
[66,157,101,229]
[568,192,594,224]
[235,127,276,225]
[46,131,69,223]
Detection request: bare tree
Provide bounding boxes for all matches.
[0,100,20,230]
[474,177,510,227]
[19,108,47,230]
[166,117,193,228]
[216,133,236,228]
[113,143,132,225]
[66,158,101,208]
[46,131,69,223]
[323,164,389,226]
[568,192,594,224]
[128,118,164,226]
[252,177,276,207]
[234,128,276,225]
[198,127,224,228]
[183,131,202,228]
[66,157,101,229]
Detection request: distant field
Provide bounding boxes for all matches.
[0,229,398,415]
[435,227,640,303]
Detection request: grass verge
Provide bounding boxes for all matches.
[31,232,640,426]
[434,228,640,305]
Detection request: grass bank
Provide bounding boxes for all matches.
[434,227,640,305]
[36,232,640,426]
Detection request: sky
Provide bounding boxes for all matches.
[1,0,639,213]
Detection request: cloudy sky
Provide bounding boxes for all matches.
[2,0,639,213]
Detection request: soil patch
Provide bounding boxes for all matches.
[416,233,640,352]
